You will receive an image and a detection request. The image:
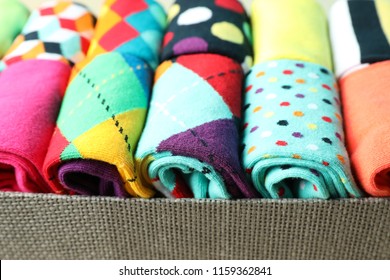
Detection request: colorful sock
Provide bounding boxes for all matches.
[0,60,71,193]
[0,0,29,58]
[43,0,166,198]
[340,61,390,197]
[0,1,94,193]
[161,0,253,73]
[0,1,95,70]
[242,60,362,199]
[251,0,333,71]
[77,0,165,71]
[135,53,258,199]
[330,0,390,77]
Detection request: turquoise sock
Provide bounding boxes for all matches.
[241,59,363,199]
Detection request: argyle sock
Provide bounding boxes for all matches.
[251,0,333,71]
[330,0,390,77]
[43,0,166,197]
[135,0,257,199]
[241,0,362,199]
[0,0,29,58]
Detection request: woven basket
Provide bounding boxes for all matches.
[0,192,389,259]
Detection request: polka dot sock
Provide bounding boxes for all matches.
[242,60,363,199]
[161,0,253,73]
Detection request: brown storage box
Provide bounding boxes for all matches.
[4,0,387,260]
[0,192,389,259]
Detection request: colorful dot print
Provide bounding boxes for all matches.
[241,59,362,199]
[161,0,253,73]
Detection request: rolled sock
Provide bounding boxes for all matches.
[242,60,362,199]
[135,53,258,199]
[241,0,362,199]
[0,0,29,58]
[161,0,253,73]
[1,1,95,70]
[0,1,94,193]
[340,61,390,197]
[251,0,333,71]
[43,0,166,197]
[0,60,70,193]
[329,0,390,77]
[135,0,256,199]
[58,160,127,197]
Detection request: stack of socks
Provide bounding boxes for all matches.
[0,1,94,193]
[241,0,362,199]
[43,0,166,197]
[135,0,258,198]
[330,0,390,197]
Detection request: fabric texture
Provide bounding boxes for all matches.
[44,0,166,198]
[0,60,70,193]
[242,60,362,199]
[0,1,95,71]
[0,1,94,193]
[161,0,253,73]
[0,0,29,58]
[340,61,390,197]
[0,192,389,260]
[251,0,333,71]
[135,54,258,199]
[330,0,390,77]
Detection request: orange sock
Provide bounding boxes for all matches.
[340,61,390,197]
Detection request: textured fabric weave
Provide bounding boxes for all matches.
[136,54,258,199]
[161,0,253,73]
[0,192,389,260]
[330,0,390,77]
[340,61,390,197]
[0,1,95,70]
[0,0,29,58]
[242,60,361,199]
[44,0,166,197]
[251,0,333,71]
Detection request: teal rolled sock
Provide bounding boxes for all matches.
[241,59,362,199]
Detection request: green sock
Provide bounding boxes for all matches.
[0,0,29,58]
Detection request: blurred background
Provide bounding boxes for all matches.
[20,0,337,15]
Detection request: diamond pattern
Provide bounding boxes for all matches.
[1,1,95,69]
